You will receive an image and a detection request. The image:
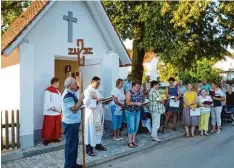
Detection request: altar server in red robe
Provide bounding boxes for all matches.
[42,77,62,146]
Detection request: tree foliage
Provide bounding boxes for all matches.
[159,58,222,84]
[218,1,234,48]
[1,1,31,34]
[102,0,233,81]
[157,62,179,82]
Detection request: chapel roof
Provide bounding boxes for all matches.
[1,1,131,66]
[1,1,49,54]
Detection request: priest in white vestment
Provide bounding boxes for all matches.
[83,76,107,156]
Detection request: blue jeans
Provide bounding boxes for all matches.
[111,105,123,130]
[62,122,80,168]
[125,110,140,134]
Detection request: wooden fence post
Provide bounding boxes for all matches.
[5,110,9,150]
[16,110,20,148]
[11,110,15,149]
[1,111,3,150]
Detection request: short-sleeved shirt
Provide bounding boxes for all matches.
[149,88,165,114]
[213,89,224,107]
[184,91,197,108]
[62,90,81,124]
[226,92,234,106]
[126,89,143,112]
[198,96,213,113]
[124,80,132,92]
[201,84,212,93]
[111,88,125,105]
[178,85,187,96]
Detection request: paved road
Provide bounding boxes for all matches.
[91,126,234,168]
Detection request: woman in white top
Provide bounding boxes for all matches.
[198,89,213,136]
[210,82,225,133]
[111,79,125,140]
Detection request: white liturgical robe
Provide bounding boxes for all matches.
[83,85,104,147]
[43,86,62,116]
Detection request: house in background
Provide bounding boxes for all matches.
[119,52,159,80]
[213,56,234,81]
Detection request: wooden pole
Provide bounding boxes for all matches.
[78,57,86,167]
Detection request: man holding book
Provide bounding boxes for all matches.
[83,76,111,156]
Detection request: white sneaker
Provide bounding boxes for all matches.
[210,129,216,133]
[152,137,162,142]
[119,137,124,140]
[113,137,120,141]
[204,131,209,136]
[216,129,221,134]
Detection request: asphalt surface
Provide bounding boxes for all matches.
[91,125,234,168]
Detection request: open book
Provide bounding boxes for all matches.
[142,99,150,106]
[168,96,175,99]
[202,101,213,105]
[101,96,113,103]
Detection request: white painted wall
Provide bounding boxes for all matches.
[101,51,120,121]
[25,1,109,131]
[0,64,20,110]
[148,57,159,81]
[19,43,34,148]
[213,56,234,71]
[0,65,20,146]
[119,66,131,80]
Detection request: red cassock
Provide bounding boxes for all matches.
[42,86,62,141]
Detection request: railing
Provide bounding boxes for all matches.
[1,110,20,151]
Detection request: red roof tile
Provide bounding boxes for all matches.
[1,1,49,55]
[129,51,156,63]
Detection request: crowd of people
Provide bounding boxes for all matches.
[41,75,234,168]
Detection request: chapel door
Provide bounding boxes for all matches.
[80,63,101,91]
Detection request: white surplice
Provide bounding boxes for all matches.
[83,85,104,147]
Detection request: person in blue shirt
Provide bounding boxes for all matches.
[201,80,212,93]
[62,77,84,168]
[124,74,132,93]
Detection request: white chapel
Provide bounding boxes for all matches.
[0,0,131,149]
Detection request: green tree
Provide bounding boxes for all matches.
[178,58,222,84]
[158,1,230,70]
[102,1,232,81]
[218,1,234,48]
[1,1,31,34]
[157,61,179,82]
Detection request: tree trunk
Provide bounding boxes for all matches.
[131,25,145,82]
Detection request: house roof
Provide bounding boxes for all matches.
[129,51,156,63]
[1,1,131,65]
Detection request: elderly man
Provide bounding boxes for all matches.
[177,80,187,120]
[177,80,187,96]
[62,77,84,168]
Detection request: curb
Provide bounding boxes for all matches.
[86,132,185,167]
[1,132,184,164]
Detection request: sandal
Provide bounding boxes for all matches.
[132,142,139,147]
[128,143,135,148]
